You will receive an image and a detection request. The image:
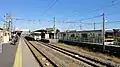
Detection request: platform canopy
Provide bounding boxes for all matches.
[34,29,47,32]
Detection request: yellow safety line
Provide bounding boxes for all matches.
[13,38,22,67]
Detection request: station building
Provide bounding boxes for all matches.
[31,28,60,41]
[0,28,11,44]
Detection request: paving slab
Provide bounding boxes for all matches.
[0,43,18,67]
[21,37,39,67]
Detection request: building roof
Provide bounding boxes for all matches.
[34,29,47,32]
[46,28,54,32]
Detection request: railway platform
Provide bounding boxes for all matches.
[0,35,40,67]
[0,37,40,67]
[0,43,18,67]
[13,37,39,67]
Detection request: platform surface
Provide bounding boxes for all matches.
[21,37,39,67]
[0,43,18,67]
[0,36,40,67]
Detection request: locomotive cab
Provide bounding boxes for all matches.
[105,30,114,45]
[105,39,114,45]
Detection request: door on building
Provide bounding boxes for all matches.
[41,33,45,39]
[49,33,54,39]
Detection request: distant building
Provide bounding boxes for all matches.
[0,28,11,44]
[31,28,60,40]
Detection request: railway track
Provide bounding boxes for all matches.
[33,41,107,67]
[25,39,94,67]
[37,41,120,67]
[24,39,58,67]
[24,37,120,67]
[29,41,92,67]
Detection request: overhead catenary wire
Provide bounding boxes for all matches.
[0,16,6,22]
[94,0,120,12]
[13,17,120,25]
[64,0,120,22]
[61,14,103,24]
[40,0,58,16]
[9,16,120,31]
[62,12,120,26]
[12,12,119,24]
[63,20,120,30]
[80,20,120,25]
[79,14,102,21]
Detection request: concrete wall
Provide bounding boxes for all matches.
[49,39,58,44]
[45,34,49,39]
[34,36,41,40]
[1,31,10,44]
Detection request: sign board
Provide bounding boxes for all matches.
[46,28,54,32]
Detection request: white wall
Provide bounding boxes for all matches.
[2,31,10,44]
[34,36,41,40]
[45,34,49,39]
